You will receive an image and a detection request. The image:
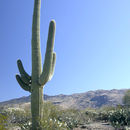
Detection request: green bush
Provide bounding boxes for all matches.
[84,108,99,122]
[0,113,7,130]
[123,90,130,107]
[58,109,87,129]
[97,111,109,122]
[108,107,130,128]
[1,107,31,129]
[40,117,67,130]
[97,106,115,122]
[40,102,68,130]
[43,102,61,120]
[8,108,31,124]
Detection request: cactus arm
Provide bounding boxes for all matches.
[48,52,56,81]
[21,76,31,85]
[39,20,56,85]
[17,59,31,80]
[16,75,31,92]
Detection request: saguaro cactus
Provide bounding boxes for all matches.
[16,0,56,129]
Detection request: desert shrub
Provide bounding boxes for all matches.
[40,102,68,130]
[98,106,116,112]
[40,117,67,130]
[0,113,7,130]
[43,102,61,120]
[123,90,130,107]
[84,108,98,122]
[7,108,31,124]
[58,109,78,129]
[97,111,109,122]
[1,107,31,129]
[108,107,130,129]
[58,109,87,129]
[97,106,115,122]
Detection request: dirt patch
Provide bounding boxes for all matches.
[73,122,115,130]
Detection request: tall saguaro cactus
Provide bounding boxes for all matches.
[16,0,56,129]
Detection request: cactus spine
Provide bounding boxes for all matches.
[16,0,56,129]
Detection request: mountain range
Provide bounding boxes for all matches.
[0,89,129,110]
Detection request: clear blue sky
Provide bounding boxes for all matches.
[0,0,130,102]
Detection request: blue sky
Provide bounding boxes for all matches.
[0,0,130,102]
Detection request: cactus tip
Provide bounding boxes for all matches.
[15,74,19,80]
[17,59,21,64]
[50,19,56,26]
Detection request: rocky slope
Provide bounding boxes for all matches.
[0,89,129,110]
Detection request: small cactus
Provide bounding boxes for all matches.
[16,0,56,129]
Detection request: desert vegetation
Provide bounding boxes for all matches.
[0,101,130,130]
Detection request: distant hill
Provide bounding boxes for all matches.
[0,89,129,110]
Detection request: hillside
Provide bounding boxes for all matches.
[0,89,128,110]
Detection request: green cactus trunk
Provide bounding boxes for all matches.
[16,0,56,129]
[31,0,43,128]
[31,87,43,128]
